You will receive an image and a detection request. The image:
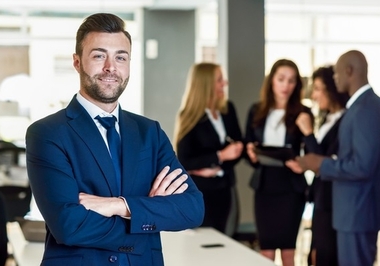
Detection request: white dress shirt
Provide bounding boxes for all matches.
[346,84,371,109]
[263,109,286,147]
[76,92,120,151]
[316,109,345,144]
[205,108,226,177]
[76,93,130,216]
[205,108,226,145]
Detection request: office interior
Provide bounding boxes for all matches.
[1,0,380,265]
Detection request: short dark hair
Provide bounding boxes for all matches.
[75,13,132,56]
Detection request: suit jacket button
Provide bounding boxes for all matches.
[109,255,118,262]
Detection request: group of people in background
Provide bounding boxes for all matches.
[174,50,380,266]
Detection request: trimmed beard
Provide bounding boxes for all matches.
[79,64,129,104]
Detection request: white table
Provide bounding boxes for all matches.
[6,222,44,266]
[7,223,275,266]
[162,227,275,266]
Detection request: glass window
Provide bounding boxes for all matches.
[266,6,380,96]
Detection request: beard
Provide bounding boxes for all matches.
[79,64,129,104]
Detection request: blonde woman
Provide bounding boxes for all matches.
[174,63,243,233]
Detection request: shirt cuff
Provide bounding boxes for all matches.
[118,196,131,220]
[216,169,224,177]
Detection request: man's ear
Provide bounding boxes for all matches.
[73,53,80,73]
[346,64,353,77]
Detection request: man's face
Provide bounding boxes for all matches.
[333,58,348,94]
[73,31,131,104]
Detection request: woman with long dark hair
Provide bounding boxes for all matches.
[245,59,313,266]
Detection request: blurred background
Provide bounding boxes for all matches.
[1,2,380,265]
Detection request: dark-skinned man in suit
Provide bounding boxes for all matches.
[287,50,380,266]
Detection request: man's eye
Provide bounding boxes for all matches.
[117,56,129,61]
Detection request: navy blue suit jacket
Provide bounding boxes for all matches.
[320,88,380,232]
[26,96,204,266]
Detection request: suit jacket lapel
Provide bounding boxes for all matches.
[66,97,120,195]
[284,129,293,146]
[254,124,265,143]
[119,110,140,195]
[340,89,371,130]
[196,114,222,147]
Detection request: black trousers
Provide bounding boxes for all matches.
[310,208,337,266]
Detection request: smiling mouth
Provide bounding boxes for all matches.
[99,77,119,83]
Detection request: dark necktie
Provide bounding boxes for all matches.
[96,115,121,193]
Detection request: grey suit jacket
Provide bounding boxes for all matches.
[320,88,380,232]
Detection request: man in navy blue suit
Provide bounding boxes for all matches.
[26,13,204,266]
[294,50,380,266]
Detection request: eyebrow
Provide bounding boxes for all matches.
[91,48,129,55]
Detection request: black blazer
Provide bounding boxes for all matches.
[304,114,343,211]
[244,103,311,194]
[176,101,243,190]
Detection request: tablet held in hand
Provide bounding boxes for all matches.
[255,145,295,166]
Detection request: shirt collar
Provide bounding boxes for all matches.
[326,109,345,122]
[205,108,220,120]
[346,84,371,109]
[76,92,120,121]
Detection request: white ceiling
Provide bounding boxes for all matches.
[268,0,380,5]
[0,0,216,13]
[1,0,380,14]
[266,0,380,14]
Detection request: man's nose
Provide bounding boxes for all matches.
[103,58,116,73]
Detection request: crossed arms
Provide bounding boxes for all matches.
[26,116,204,251]
[79,166,189,217]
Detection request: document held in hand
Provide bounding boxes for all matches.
[255,145,295,167]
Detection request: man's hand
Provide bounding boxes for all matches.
[79,166,189,217]
[295,153,325,173]
[149,166,188,197]
[285,159,304,174]
[188,167,222,178]
[79,193,129,217]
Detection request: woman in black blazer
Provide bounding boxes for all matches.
[245,59,313,266]
[288,66,349,266]
[174,63,244,234]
